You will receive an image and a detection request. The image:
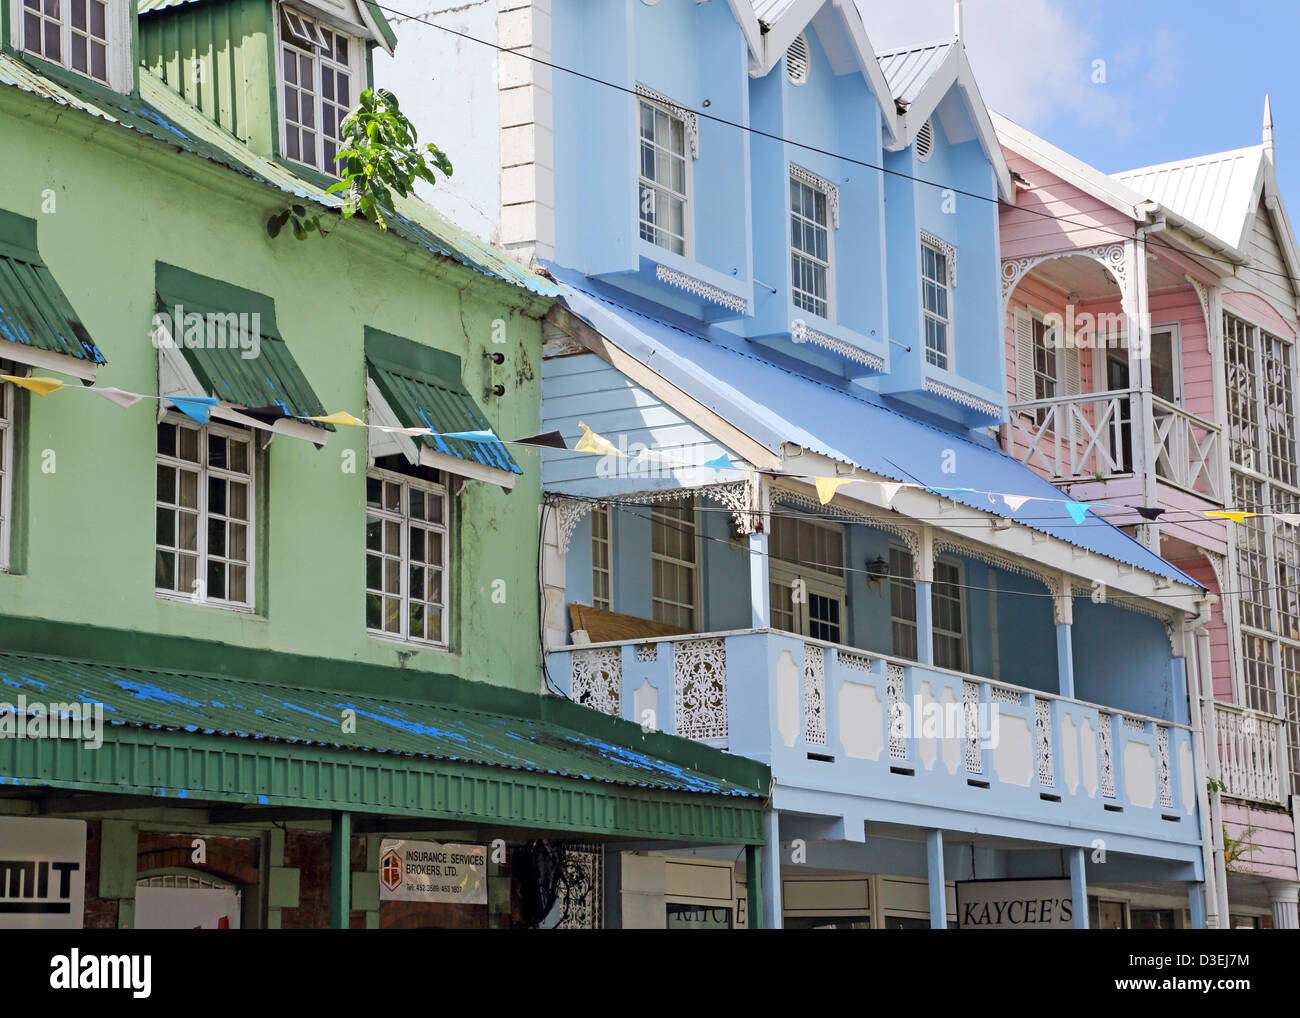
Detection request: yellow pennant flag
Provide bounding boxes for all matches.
[307,410,366,427]
[2,374,64,396]
[574,421,624,457]
[815,476,855,505]
[1205,511,1258,523]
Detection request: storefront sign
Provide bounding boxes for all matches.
[956,879,1075,929]
[378,840,487,905]
[0,817,86,929]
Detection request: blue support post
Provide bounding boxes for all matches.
[1056,622,1075,699]
[1188,883,1206,929]
[762,808,782,929]
[926,829,946,929]
[916,581,934,666]
[749,531,770,629]
[1069,847,1089,929]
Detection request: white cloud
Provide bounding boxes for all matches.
[858,0,1179,140]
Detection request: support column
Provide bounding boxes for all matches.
[748,531,770,629]
[915,529,935,666]
[329,811,351,930]
[1053,574,1075,698]
[1126,234,1159,550]
[1267,880,1300,929]
[761,808,782,929]
[1188,883,1207,929]
[1068,847,1088,929]
[745,843,763,930]
[925,829,946,929]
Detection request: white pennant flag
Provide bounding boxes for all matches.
[375,425,432,436]
[90,386,146,409]
[1276,513,1300,528]
[1002,493,1035,513]
[878,482,904,508]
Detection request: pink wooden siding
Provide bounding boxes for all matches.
[1173,555,1233,701]
[1222,803,1299,882]
[999,152,1136,259]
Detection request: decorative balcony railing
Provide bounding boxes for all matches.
[1007,390,1222,500]
[1214,702,1288,805]
[551,629,1201,844]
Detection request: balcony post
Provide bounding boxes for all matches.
[1053,575,1075,699]
[749,531,770,628]
[1124,235,1159,549]
[925,829,946,929]
[1068,846,1088,929]
[1266,881,1300,930]
[745,842,762,930]
[761,808,783,929]
[329,810,351,930]
[1188,884,1207,929]
[915,529,935,666]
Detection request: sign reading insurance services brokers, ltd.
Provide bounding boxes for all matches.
[956,879,1075,929]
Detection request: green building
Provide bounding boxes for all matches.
[0,0,767,929]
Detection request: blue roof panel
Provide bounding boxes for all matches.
[545,264,1200,588]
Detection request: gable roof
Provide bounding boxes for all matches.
[545,263,1200,594]
[137,0,398,54]
[876,35,1012,200]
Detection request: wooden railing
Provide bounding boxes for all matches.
[1151,395,1223,500]
[1215,702,1288,805]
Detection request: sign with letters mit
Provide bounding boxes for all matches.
[378,840,487,905]
[956,879,1075,929]
[0,817,86,929]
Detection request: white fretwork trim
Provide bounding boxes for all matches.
[550,479,757,553]
[1035,697,1054,786]
[791,163,839,228]
[887,663,907,760]
[922,377,1000,418]
[804,644,826,746]
[990,685,1024,705]
[774,487,923,566]
[933,535,1053,593]
[963,680,982,774]
[920,230,957,287]
[792,319,884,371]
[636,83,699,158]
[1157,726,1173,808]
[655,264,748,315]
[838,650,874,672]
[571,648,622,717]
[1000,243,1130,316]
[1186,276,1212,351]
[1099,713,1116,798]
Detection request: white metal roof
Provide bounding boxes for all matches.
[875,39,955,105]
[1114,146,1267,253]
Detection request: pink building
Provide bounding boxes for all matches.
[996,101,1300,929]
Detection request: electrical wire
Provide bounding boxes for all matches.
[366,1,1300,289]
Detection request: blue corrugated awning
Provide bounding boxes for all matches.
[545,264,1200,587]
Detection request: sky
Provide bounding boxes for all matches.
[864,0,1298,199]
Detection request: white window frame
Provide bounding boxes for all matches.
[11,0,132,92]
[591,503,613,611]
[650,498,699,629]
[637,94,693,258]
[768,516,846,643]
[0,368,15,573]
[931,558,968,672]
[1148,322,1183,406]
[365,466,451,649]
[789,171,834,322]
[274,4,365,177]
[889,545,918,660]
[155,414,256,612]
[921,238,952,370]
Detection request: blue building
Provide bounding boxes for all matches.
[384,0,1215,929]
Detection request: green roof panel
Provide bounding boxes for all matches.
[0,209,105,367]
[366,327,522,475]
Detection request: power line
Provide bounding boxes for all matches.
[370,1,1300,288]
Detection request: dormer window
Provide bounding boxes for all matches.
[15,0,128,89]
[921,238,951,370]
[790,172,832,319]
[638,96,690,256]
[277,6,361,175]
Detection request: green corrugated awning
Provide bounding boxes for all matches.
[0,209,104,372]
[156,262,331,429]
[0,652,766,843]
[366,328,522,476]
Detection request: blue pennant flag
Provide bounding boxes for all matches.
[168,396,218,424]
[703,454,733,471]
[929,485,975,496]
[1063,501,1099,525]
[439,430,499,443]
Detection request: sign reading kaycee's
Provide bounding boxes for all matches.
[378,840,487,905]
[0,817,86,929]
[956,879,1074,929]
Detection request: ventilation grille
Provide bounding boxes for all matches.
[916,118,934,162]
[787,33,810,85]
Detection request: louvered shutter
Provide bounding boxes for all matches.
[1058,341,1083,446]
[1015,309,1035,405]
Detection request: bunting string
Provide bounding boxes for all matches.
[4,374,1296,526]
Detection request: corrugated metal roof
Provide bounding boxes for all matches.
[1114,146,1266,253]
[0,220,105,366]
[136,0,203,12]
[875,39,955,105]
[546,264,1201,588]
[751,0,801,27]
[0,651,759,797]
[0,53,561,300]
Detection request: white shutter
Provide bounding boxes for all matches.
[1058,342,1083,445]
[1014,309,1035,405]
